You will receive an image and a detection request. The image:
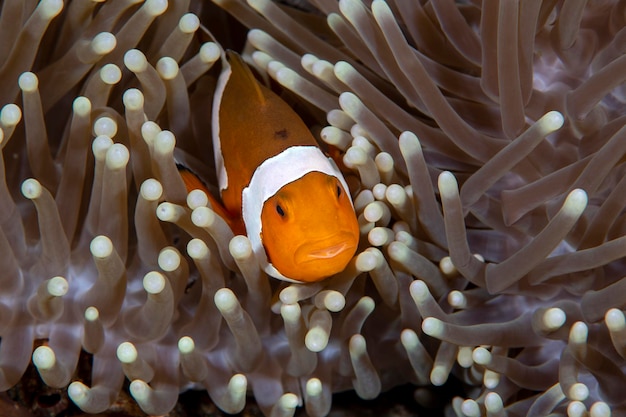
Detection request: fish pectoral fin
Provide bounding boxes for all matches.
[217,206,246,236]
[178,166,245,235]
[196,184,245,235]
[326,144,350,173]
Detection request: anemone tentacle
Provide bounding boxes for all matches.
[1,1,626,416]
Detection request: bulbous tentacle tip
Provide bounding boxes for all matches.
[32,345,72,388]
[2,2,626,416]
[269,393,299,417]
[93,116,117,138]
[39,0,64,19]
[68,382,116,414]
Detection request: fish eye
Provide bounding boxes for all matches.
[276,204,286,217]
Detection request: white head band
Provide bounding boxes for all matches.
[242,146,350,282]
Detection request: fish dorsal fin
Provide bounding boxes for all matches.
[212,50,268,197]
[225,50,266,106]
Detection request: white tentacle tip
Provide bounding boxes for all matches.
[409,280,430,302]
[143,271,166,294]
[569,382,589,401]
[40,0,64,19]
[92,135,113,160]
[21,178,42,199]
[214,288,238,313]
[472,347,492,365]
[140,179,163,201]
[316,290,345,312]
[91,32,116,55]
[187,238,209,260]
[105,144,130,170]
[398,131,421,151]
[200,42,221,63]
[48,276,69,297]
[277,393,299,410]
[355,250,378,272]
[349,334,367,355]
[421,317,444,337]
[72,96,91,116]
[567,401,587,417]
[158,247,181,272]
[484,392,503,413]
[569,321,588,344]
[1,103,22,126]
[157,57,179,80]
[605,308,626,331]
[154,130,176,154]
[590,402,611,417]
[18,72,39,92]
[543,307,566,330]
[178,336,195,354]
[187,189,208,210]
[306,378,322,397]
[437,171,458,195]
[90,235,113,258]
[123,88,145,110]
[33,346,56,370]
[117,342,138,363]
[68,381,89,402]
[84,306,100,322]
[129,379,150,402]
[94,116,117,138]
[305,328,329,352]
[145,0,168,16]
[563,189,588,217]
[400,328,418,349]
[124,49,148,72]
[540,110,565,132]
[461,399,480,417]
[447,290,466,309]
[100,64,122,85]
[229,235,253,259]
[141,121,161,145]
[229,374,247,394]
[179,13,200,33]
[483,370,500,389]
[429,365,448,386]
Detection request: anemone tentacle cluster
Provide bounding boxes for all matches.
[1,0,626,416]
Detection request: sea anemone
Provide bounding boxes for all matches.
[1,0,626,416]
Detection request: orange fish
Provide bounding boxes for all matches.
[183,51,359,283]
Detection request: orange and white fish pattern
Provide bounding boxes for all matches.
[209,51,359,283]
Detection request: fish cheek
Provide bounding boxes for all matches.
[259,196,297,271]
[321,179,359,242]
[329,183,360,251]
[337,183,358,224]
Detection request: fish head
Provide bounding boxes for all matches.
[260,171,359,282]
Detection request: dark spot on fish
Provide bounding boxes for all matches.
[274,128,289,139]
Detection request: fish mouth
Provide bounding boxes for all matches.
[295,234,357,263]
[307,242,350,259]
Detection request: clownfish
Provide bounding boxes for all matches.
[181,51,359,283]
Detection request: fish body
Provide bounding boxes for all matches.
[209,51,359,283]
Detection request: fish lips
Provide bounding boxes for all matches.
[294,233,358,264]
